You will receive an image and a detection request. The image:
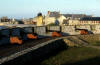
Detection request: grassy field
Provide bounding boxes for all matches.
[89,41,100,46]
[40,47,100,65]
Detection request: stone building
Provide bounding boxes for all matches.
[0,17,18,25]
[62,14,92,25]
[79,17,100,25]
[62,14,92,20]
[44,11,67,25]
[68,17,100,25]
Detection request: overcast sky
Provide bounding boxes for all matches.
[0,0,100,18]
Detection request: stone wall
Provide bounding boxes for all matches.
[61,26,79,35]
[61,25,100,35]
[77,34,100,43]
[1,38,67,65]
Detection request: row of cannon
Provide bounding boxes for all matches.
[0,25,62,45]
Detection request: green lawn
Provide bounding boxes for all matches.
[40,47,100,65]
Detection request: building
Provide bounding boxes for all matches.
[68,17,100,25]
[44,11,67,25]
[57,15,67,25]
[36,13,44,26]
[44,11,60,25]
[0,17,18,25]
[62,14,92,25]
[62,14,92,19]
[79,17,100,25]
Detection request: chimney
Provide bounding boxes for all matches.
[48,11,50,15]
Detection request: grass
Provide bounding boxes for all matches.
[85,40,100,46]
[40,47,100,65]
[90,41,100,46]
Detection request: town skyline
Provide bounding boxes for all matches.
[0,0,100,18]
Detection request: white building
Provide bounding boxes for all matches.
[44,11,67,25]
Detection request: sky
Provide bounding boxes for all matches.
[0,0,100,19]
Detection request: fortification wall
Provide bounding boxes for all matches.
[61,25,100,35]
[1,38,67,65]
[77,34,100,43]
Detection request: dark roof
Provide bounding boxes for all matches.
[80,17,100,21]
[38,13,42,17]
[62,14,92,19]
[49,12,60,18]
